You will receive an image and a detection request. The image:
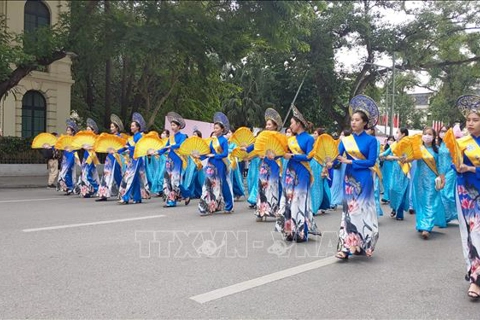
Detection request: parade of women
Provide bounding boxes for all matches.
[30,94,480,300]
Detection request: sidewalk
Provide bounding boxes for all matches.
[0,175,48,189]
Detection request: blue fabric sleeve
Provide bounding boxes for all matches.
[380,147,392,157]
[246,144,254,153]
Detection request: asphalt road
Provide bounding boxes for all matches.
[0,188,478,318]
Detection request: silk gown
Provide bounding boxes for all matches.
[311,158,330,214]
[183,156,205,199]
[119,132,150,203]
[276,132,320,242]
[456,134,480,287]
[256,156,282,219]
[246,148,260,206]
[77,150,100,198]
[412,146,447,232]
[228,142,245,199]
[159,132,189,207]
[380,146,394,202]
[337,131,379,256]
[381,145,410,219]
[438,142,458,222]
[98,134,124,199]
[198,135,234,214]
[57,150,76,193]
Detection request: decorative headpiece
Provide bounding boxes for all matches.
[348,95,379,129]
[66,119,78,133]
[213,112,230,134]
[166,111,186,129]
[86,118,99,134]
[132,112,146,132]
[291,106,308,128]
[456,95,480,118]
[110,113,124,132]
[264,108,282,131]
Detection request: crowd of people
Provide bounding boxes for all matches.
[38,94,480,300]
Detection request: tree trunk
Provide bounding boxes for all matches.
[104,0,112,129]
[86,73,94,112]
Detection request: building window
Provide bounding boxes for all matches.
[24,0,50,33]
[22,91,46,138]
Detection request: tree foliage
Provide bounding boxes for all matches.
[1,0,480,133]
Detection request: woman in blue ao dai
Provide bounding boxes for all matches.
[453,97,480,299]
[183,130,205,199]
[380,135,395,203]
[77,118,100,198]
[57,120,78,195]
[410,127,446,239]
[155,115,190,208]
[255,108,284,221]
[380,128,411,220]
[437,126,458,222]
[335,110,379,259]
[97,116,125,201]
[311,128,331,215]
[118,114,150,204]
[275,107,320,242]
[197,116,234,215]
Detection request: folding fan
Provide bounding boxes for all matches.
[120,133,130,140]
[31,132,58,149]
[178,136,210,156]
[94,133,127,153]
[145,131,159,138]
[72,131,97,150]
[231,147,248,160]
[443,128,463,170]
[133,136,168,159]
[230,127,255,147]
[310,134,339,164]
[393,134,422,160]
[54,135,76,151]
[254,131,288,158]
[204,137,213,147]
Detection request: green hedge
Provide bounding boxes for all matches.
[0,137,45,164]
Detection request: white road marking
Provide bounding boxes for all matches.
[0,198,63,204]
[190,256,338,304]
[23,215,166,232]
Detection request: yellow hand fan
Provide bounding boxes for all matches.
[443,128,463,170]
[72,130,97,149]
[231,147,249,160]
[254,131,288,158]
[393,134,422,160]
[133,136,168,159]
[204,137,213,147]
[178,136,210,156]
[145,131,159,138]
[94,133,127,153]
[54,135,76,151]
[310,134,339,164]
[120,133,130,140]
[31,132,58,149]
[230,127,255,147]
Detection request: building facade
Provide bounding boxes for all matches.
[0,0,73,137]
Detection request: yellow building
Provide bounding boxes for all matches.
[0,0,73,137]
